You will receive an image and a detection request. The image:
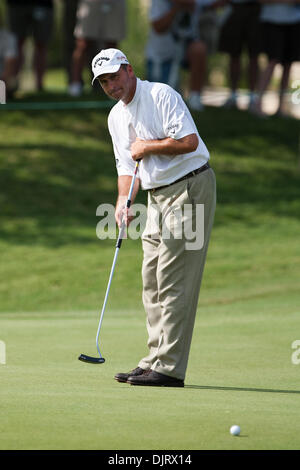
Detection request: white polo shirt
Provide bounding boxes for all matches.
[108,78,209,190]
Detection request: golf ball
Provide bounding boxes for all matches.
[230,425,241,436]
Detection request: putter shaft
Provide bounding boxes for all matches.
[79,160,140,364]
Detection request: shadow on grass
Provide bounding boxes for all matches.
[10,87,108,103]
[185,384,300,395]
[0,106,299,246]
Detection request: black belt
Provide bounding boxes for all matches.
[150,162,210,193]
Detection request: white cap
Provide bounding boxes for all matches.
[91,48,129,84]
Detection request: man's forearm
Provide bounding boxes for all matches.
[143,135,198,155]
[117,175,140,199]
[131,134,199,161]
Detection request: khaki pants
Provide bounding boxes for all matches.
[138,168,216,380]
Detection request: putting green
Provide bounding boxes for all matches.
[1,293,299,450]
[1,93,299,451]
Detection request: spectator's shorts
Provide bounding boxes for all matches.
[198,10,219,55]
[7,6,53,43]
[261,22,300,65]
[74,0,126,42]
[218,3,262,57]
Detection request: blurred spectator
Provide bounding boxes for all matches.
[145,0,224,112]
[6,0,54,91]
[218,0,262,110]
[69,0,127,97]
[60,0,79,86]
[253,1,300,118]
[145,0,207,111]
[0,11,18,98]
[197,4,220,56]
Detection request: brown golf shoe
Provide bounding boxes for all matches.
[114,367,150,383]
[127,370,184,387]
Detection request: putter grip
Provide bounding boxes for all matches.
[115,160,140,249]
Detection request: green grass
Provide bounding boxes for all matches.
[1,305,299,450]
[0,102,300,450]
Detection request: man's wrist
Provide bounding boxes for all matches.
[143,141,152,157]
[117,195,127,206]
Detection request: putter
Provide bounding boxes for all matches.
[78,160,140,364]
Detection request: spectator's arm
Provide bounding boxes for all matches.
[152,0,198,33]
[152,5,180,33]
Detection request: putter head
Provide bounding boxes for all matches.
[78,354,105,364]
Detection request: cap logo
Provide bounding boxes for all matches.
[94,56,110,68]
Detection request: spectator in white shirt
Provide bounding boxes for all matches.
[145,0,208,111]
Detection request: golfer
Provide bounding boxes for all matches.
[92,48,216,387]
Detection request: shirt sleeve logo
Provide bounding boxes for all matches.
[167,123,180,135]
